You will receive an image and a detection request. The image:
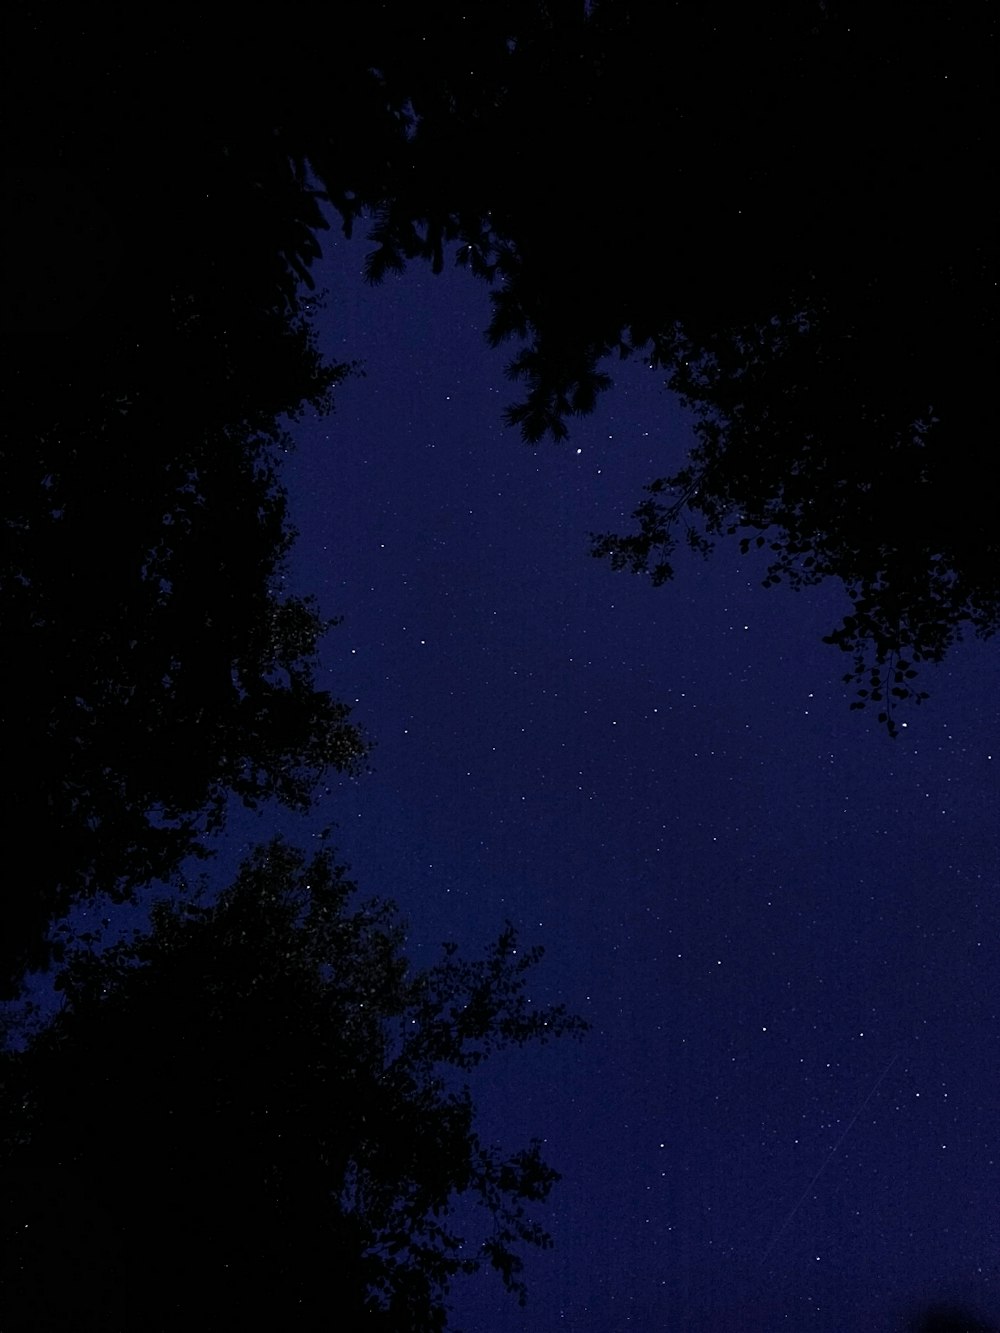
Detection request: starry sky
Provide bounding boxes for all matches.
[209,228,996,1330]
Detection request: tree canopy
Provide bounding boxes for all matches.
[7,6,995,786]
[319,0,997,735]
[0,840,586,1330]
[4,0,995,984]
[1,4,993,1320]
[4,21,372,985]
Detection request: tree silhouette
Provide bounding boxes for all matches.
[5,0,994,973]
[313,1,997,734]
[906,1306,999,1333]
[451,3,995,735]
[3,336,367,986]
[587,299,995,736]
[0,840,586,1330]
[3,16,373,987]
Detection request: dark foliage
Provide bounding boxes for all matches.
[4,0,993,986]
[0,840,586,1330]
[3,9,374,986]
[1,5,992,1322]
[463,3,995,735]
[589,300,996,736]
[906,1307,999,1333]
[3,344,368,973]
[314,1,997,735]
[5,16,993,935]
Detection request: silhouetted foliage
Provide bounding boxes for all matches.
[317,1,1000,734]
[460,3,995,736]
[588,304,995,737]
[906,1305,999,1333]
[3,343,366,978]
[5,0,994,973]
[3,11,374,987]
[0,840,586,1330]
[3,326,367,985]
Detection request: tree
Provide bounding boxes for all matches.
[587,301,996,736]
[5,0,994,971]
[452,3,995,736]
[0,840,586,1330]
[905,1307,999,1333]
[3,19,372,987]
[2,355,368,986]
[318,1,997,734]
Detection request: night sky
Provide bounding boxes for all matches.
[3,7,994,1328]
[200,228,998,1329]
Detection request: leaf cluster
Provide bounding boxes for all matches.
[1,840,585,1329]
[3,30,374,984]
[302,1,997,736]
[588,300,996,733]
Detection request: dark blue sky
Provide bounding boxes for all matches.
[218,229,1000,1330]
